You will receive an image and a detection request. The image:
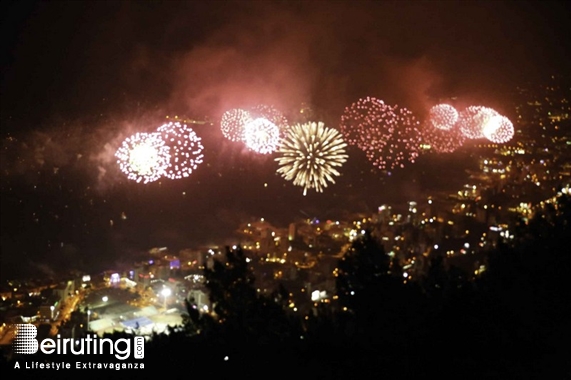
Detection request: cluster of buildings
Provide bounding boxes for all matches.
[0,279,76,324]
[0,278,78,345]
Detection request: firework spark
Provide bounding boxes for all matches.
[457,106,499,139]
[276,121,348,195]
[243,117,280,154]
[115,132,171,184]
[428,104,458,131]
[339,96,390,150]
[420,121,466,153]
[483,114,514,143]
[340,97,422,171]
[220,108,252,142]
[156,121,204,179]
[250,104,289,134]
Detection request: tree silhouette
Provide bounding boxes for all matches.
[476,193,571,377]
[185,245,301,347]
[334,229,428,348]
[336,230,390,312]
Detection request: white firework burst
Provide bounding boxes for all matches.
[156,121,204,179]
[243,118,280,154]
[115,132,171,184]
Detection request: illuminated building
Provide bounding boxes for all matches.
[407,201,419,225]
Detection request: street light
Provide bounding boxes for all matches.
[87,310,91,331]
[102,296,108,303]
[161,287,171,311]
[50,306,55,320]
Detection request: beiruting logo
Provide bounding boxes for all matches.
[13,324,144,360]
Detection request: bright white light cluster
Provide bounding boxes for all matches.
[220,104,288,155]
[156,121,204,179]
[421,103,514,154]
[243,118,280,154]
[116,121,204,183]
[115,132,171,184]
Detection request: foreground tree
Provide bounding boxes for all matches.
[186,245,302,347]
[335,230,427,347]
[475,192,571,377]
[336,230,390,311]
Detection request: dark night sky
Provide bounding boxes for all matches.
[1,0,570,280]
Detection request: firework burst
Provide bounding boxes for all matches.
[243,117,280,154]
[428,104,459,130]
[115,132,171,184]
[420,121,466,153]
[483,114,514,143]
[276,121,348,195]
[220,108,252,142]
[251,104,289,135]
[339,96,389,149]
[340,97,422,171]
[457,106,499,139]
[363,105,422,170]
[156,121,204,179]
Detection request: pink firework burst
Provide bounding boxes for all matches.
[428,104,459,131]
[220,108,252,142]
[341,97,422,171]
[420,121,466,153]
[250,104,289,135]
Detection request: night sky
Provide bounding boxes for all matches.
[1,0,570,280]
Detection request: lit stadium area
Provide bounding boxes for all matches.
[83,287,184,337]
